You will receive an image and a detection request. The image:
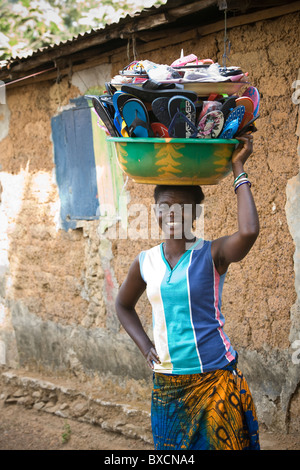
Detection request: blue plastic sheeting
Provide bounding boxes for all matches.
[51,97,99,230]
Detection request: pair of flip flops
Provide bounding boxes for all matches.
[233,90,260,136]
[152,95,198,138]
[196,101,246,139]
[198,89,260,139]
[113,91,154,138]
[197,103,250,140]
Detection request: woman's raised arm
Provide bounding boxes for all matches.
[211,134,260,275]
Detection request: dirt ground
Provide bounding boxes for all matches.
[0,400,153,451]
[0,400,300,451]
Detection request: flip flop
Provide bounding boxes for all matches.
[116,92,137,112]
[105,82,117,95]
[171,53,198,67]
[151,122,170,137]
[235,96,254,114]
[198,100,222,121]
[114,92,147,136]
[219,118,240,139]
[152,97,171,127]
[197,110,224,139]
[168,113,198,138]
[235,114,260,137]
[220,95,238,121]
[112,90,123,110]
[238,111,253,131]
[121,84,198,103]
[121,98,153,138]
[224,105,245,128]
[243,86,260,117]
[168,96,197,138]
[112,91,126,134]
[143,79,176,90]
[85,95,119,137]
[121,119,129,137]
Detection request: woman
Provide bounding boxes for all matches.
[115,135,260,450]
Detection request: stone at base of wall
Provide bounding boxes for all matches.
[0,366,153,445]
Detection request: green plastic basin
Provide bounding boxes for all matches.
[108,137,239,185]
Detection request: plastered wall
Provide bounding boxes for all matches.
[0,12,299,432]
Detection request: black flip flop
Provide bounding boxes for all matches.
[85,95,119,137]
[220,96,238,121]
[168,96,197,138]
[121,84,198,103]
[152,97,171,127]
[105,82,117,95]
[142,79,177,90]
[235,114,260,137]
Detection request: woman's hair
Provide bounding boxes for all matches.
[154,185,205,205]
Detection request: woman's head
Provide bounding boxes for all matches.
[154,185,205,205]
[153,185,205,240]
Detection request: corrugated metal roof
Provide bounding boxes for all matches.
[0,0,298,82]
[1,0,169,64]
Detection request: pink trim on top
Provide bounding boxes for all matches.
[213,265,235,362]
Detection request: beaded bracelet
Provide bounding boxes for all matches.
[234,180,252,193]
[233,172,248,186]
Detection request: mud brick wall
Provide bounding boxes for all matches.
[0,11,299,432]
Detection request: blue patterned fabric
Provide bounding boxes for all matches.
[151,359,260,450]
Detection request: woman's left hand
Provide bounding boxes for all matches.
[231,134,254,167]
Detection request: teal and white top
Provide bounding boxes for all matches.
[139,239,236,375]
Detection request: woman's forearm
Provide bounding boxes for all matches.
[115,300,154,357]
[232,161,259,238]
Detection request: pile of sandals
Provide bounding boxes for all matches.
[86,56,260,141]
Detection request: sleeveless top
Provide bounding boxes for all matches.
[139,239,236,375]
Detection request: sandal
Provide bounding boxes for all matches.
[243,86,260,117]
[168,96,197,138]
[152,97,171,127]
[197,110,224,139]
[85,95,119,137]
[121,84,197,103]
[121,98,153,138]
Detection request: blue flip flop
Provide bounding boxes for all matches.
[113,91,137,134]
[112,91,124,134]
[219,118,240,139]
[168,96,197,138]
[121,98,153,138]
[219,105,245,139]
[225,105,245,126]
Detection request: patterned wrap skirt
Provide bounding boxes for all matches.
[151,359,260,450]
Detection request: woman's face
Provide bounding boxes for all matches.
[155,190,197,240]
